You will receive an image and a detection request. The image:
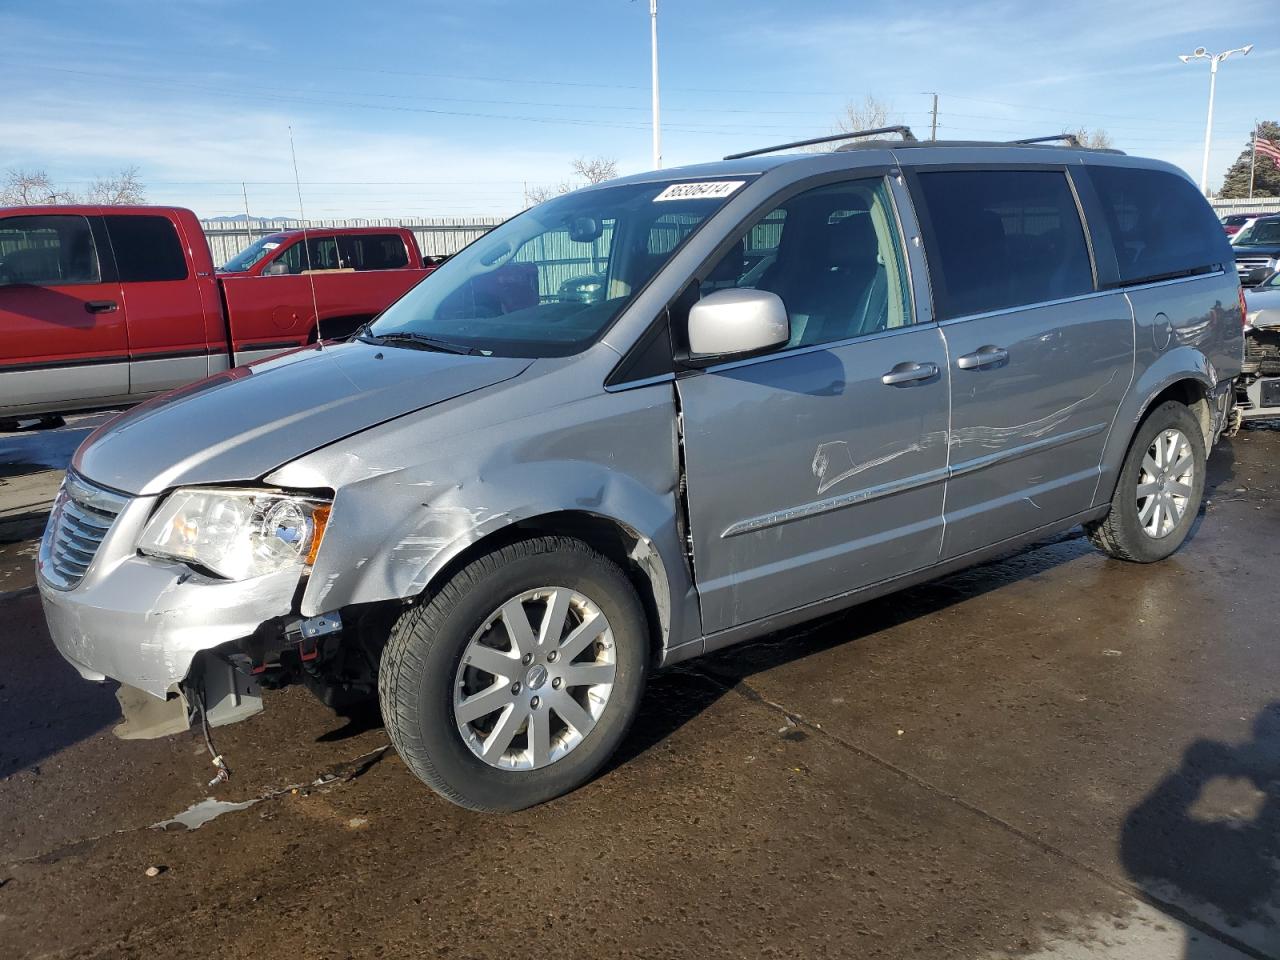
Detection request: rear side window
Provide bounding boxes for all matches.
[0,215,101,285]
[914,170,1094,320]
[104,215,189,282]
[341,233,409,270]
[1086,166,1228,285]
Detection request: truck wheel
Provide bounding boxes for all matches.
[1085,401,1206,563]
[378,536,648,811]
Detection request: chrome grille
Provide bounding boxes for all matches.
[42,473,128,590]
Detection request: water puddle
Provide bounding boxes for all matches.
[151,796,259,831]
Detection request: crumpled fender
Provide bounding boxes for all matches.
[267,378,700,655]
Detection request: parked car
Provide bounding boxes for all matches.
[1221,212,1269,237]
[1237,272,1280,420]
[556,272,606,304]
[1232,213,1280,287]
[39,135,1242,812]
[0,208,433,423]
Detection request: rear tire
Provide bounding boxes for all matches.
[378,536,648,812]
[1086,401,1206,563]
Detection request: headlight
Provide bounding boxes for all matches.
[139,488,331,580]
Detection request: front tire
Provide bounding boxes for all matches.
[378,536,648,812]
[1086,401,1206,563]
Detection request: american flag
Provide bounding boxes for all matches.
[1257,136,1280,169]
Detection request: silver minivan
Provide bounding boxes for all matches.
[38,132,1243,811]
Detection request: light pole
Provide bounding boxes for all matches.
[1179,44,1253,196]
[649,0,662,169]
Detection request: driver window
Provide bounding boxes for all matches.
[0,215,101,286]
[700,177,912,347]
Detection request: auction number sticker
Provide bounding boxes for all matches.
[654,180,746,202]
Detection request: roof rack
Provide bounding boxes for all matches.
[724,125,917,161]
[1009,133,1083,147]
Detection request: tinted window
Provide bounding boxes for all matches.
[341,233,409,270]
[1086,166,1228,284]
[0,215,101,286]
[915,170,1093,319]
[701,177,913,346]
[272,235,341,274]
[104,215,189,282]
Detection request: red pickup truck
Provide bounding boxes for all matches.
[0,206,436,423]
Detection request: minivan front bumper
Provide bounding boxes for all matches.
[37,476,299,699]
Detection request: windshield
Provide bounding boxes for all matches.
[220,234,287,272]
[367,178,750,357]
[1233,219,1280,246]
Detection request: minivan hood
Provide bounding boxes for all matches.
[74,341,532,496]
[1247,286,1280,329]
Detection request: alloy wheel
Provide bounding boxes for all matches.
[1136,428,1195,539]
[453,587,616,770]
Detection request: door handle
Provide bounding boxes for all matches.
[84,300,118,314]
[881,361,939,386]
[956,345,1009,369]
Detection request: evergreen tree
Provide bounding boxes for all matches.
[1220,121,1280,199]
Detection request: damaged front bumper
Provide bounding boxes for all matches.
[1238,323,1280,421]
[37,475,302,731]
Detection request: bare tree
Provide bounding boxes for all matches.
[1,169,72,205]
[526,156,619,205]
[2,166,146,205]
[806,96,902,152]
[570,155,618,185]
[525,180,574,205]
[837,95,895,134]
[1068,128,1113,150]
[84,166,146,205]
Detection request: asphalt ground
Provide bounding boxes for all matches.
[1,417,1278,960]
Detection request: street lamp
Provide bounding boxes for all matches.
[649,0,661,169]
[1179,44,1253,196]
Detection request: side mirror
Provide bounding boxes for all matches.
[686,288,789,365]
[264,261,289,276]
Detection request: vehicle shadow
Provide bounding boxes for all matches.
[612,528,1093,771]
[613,432,1243,774]
[1120,702,1280,958]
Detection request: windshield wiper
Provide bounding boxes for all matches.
[370,331,480,355]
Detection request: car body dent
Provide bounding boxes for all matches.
[265,348,698,654]
[1246,283,1280,329]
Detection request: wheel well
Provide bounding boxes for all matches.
[414,511,669,668]
[1141,379,1212,448]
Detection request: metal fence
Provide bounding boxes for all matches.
[199,217,508,266]
[1211,198,1280,215]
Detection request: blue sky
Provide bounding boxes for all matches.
[2,0,1275,218]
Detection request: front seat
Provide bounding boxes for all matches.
[779,212,885,346]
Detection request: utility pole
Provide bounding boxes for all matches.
[1179,44,1253,196]
[928,93,939,141]
[650,0,662,169]
[241,181,253,248]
